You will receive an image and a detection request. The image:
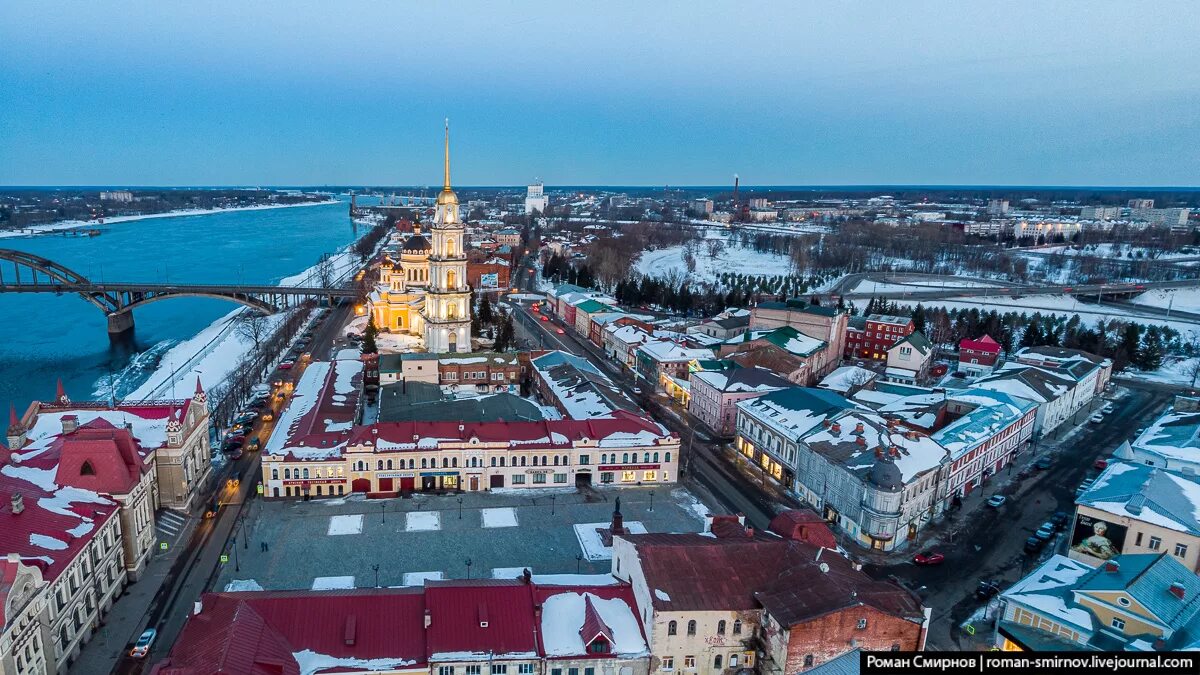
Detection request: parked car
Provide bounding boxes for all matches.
[229,423,249,436]
[986,495,1007,508]
[1051,511,1071,529]
[1024,536,1044,554]
[540,315,549,322]
[556,328,565,334]
[229,448,243,460]
[246,437,261,452]
[1035,522,1056,541]
[203,500,218,519]
[130,628,157,658]
[279,360,295,370]
[913,551,945,565]
[1094,458,1108,470]
[1090,412,1104,423]
[1102,402,1115,414]
[1035,456,1053,470]
[975,580,1002,600]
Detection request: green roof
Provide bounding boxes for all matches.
[574,299,612,314]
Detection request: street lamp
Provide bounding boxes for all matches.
[372,564,380,588]
[465,557,473,579]
[457,496,463,520]
[576,553,583,574]
[232,538,240,572]
[381,502,386,523]
[648,491,655,512]
[550,494,556,515]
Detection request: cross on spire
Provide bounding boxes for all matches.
[443,118,452,192]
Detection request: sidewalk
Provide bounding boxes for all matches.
[69,516,199,675]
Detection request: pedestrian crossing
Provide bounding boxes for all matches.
[156,509,188,542]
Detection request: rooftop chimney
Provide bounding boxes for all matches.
[854,422,864,435]
[856,436,866,447]
[1105,561,1121,573]
[831,423,841,434]
[424,608,432,629]
[522,568,532,585]
[10,492,24,515]
[193,600,203,615]
[1170,583,1187,600]
[61,415,78,435]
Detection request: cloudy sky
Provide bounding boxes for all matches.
[1,1,1197,186]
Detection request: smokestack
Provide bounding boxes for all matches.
[10,492,24,515]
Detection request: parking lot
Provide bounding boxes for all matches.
[214,485,714,591]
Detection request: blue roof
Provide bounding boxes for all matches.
[1076,553,1200,631]
[531,350,601,376]
[1078,462,1200,536]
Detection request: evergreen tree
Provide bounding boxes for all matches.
[478,293,495,325]
[911,304,927,334]
[494,313,515,352]
[362,315,379,354]
[1019,320,1043,348]
[1139,325,1165,371]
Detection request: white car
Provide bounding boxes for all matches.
[1089,412,1104,423]
[986,495,1007,508]
[130,628,157,658]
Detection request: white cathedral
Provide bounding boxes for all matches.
[368,124,472,353]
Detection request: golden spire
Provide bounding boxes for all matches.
[443,118,451,192]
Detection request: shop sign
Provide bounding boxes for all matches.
[376,472,416,479]
[599,464,660,471]
[283,479,344,486]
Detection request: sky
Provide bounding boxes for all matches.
[1,1,1198,187]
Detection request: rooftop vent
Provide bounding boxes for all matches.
[10,492,24,515]
[1105,561,1121,573]
[1170,583,1188,600]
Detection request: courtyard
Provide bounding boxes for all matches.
[216,485,716,591]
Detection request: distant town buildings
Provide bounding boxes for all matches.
[525,182,549,215]
[987,199,1009,215]
[98,190,133,203]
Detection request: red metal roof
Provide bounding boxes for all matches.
[767,510,838,550]
[425,581,539,658]
[960,335,1001,354]
[52,420,150,495]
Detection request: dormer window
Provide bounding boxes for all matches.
[589,639,609,654]
[80,460,95,476]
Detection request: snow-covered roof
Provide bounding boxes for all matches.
[818,366,877,394]
[934,390,1035,458]
[1131,411,1200,466]
[1078,461,1200,536]
[1000,555,1095,633]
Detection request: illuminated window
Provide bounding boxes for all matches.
[622,471,637,483]
[644,471,658,482]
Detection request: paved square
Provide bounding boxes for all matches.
[481,507,518,528]
[219,486,716,591]
[406,511,441,531]
[327,514,363,535]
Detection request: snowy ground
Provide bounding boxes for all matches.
[855,294,1200,330]
[376,332,425,354]
[573,521,648,561]
[1037,243,1200,260]
[0,200,338,240]
[672,488,714,524]
[327,514,363,536]
[311,575,356,590]
[481,507,519,528]
[1120,356,1200,387]
[851,278,1003,295]
[634,244,792,283]
[401,571,444,586]
[223,579,265,592]
[1132,288,1200,315]
[405,511,441,532]
[492,566,530,579]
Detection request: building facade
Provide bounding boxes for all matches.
[421,124,472,353]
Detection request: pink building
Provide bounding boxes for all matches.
[688,368,794,436]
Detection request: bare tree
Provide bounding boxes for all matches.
[236,312,273,355]
[706,238,725,261]
[316,254,336,288]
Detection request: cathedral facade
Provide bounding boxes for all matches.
[368,124,472,353]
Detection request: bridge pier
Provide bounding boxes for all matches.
[107,310,134,336]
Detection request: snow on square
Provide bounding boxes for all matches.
[401,571,444,586]
[492,566,531,579]
[327,514,363,536]
[406,511,442,532]
[481,507,518,528]
[311,576,356,590]
[225,579,265,592]
[573,521,648,561]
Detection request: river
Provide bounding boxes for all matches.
[0,198,368,411]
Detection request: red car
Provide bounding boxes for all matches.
[279,360,295,370]
[540,315,549,322]
[913,552,945,566]
[556,328,565,334]
[1094,458,1108,470]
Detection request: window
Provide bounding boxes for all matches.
[856,618,868,630]
[512,474,526,485]
[440,667,455,675]
[729,655,738,668]
[492,666,508,675]
[1150,536,1162,551]
[584,669,594,675]
[601,472,614,484]
[683,657,695,670]
[732,619,742,635]
[553,455,560,466]
[80,460,95,476]
[687,620,696,635]
[714,656,722,669]
[568,668,579,675]
[519,666,535,675]
[552,670,562,675]
[891,644,901,652]
[533,473,547,484]
[589,640,609,653]
[1136,532,1143,546]
[661,657,674,671]
[1111,617,1126,631]
[467,667,482,675]
[644,470,658,482]
[717,620,726,635]
[622,470,637,483]
[579,454,590,465]
[668,620,677,635]
[1177,543,1190,558]
[554,473,567,483]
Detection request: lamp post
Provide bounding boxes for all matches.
[232,538,240,572]
[465,557,473,579]
[550,494,556,515]
[372,564,380,588]
[381,502,386,523]
[576,554,583,574]
[457,497,463,520]
[648,491,655,512]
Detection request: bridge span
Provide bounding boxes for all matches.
[0,248,359,336]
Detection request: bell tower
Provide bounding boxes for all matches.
[422,121,472,353]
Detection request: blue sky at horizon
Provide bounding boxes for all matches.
[1,1,1198,187]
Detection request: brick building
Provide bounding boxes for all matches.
[844,314,914,361]
[438,352,521,390]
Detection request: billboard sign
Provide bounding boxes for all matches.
[1070,513,1127,561]
[479,272,500,289]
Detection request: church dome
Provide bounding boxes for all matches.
[403,233,432,253]
[437,188,458,206]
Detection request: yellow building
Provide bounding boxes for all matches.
[369,224,432,337]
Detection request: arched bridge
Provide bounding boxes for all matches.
[0,249,360,335]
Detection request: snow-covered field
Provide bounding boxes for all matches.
[1133,288,1200,315]
[851,278,1004,295]
[634,244,791,283]
[855,294,1200,331]
[1121,356,1200,386]
[327,514,363,536]
[376,332,425,354]
[1037,243,1200,260]
[0,200,338,240]
[481,507,518,528]
[405,511,442,532]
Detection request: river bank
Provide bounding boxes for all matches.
[0,199,340,240]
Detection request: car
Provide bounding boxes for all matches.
[224,434,246,446]
[130,628,157,658]
[279,360,295,370]
[1051,511,1071,529]
[260,412,274,422]
[1094,458,1108,470]
[1102,402,1115,414]
[1024,536,1045,554]
[913,551,945,565]
[540,315,549,322]
[203,500,218,518]
[1035,522,1056,541]
[1035,456,1053,470]
[229,423,249,435]
[233,413,257,425]
[986,495,1007,508]
[246,437,261,452]
[975,580,1002,600]
[229,448,243,460]
[247,398,269,410]
[1090,412,1104,423]
[556,328,565,334]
